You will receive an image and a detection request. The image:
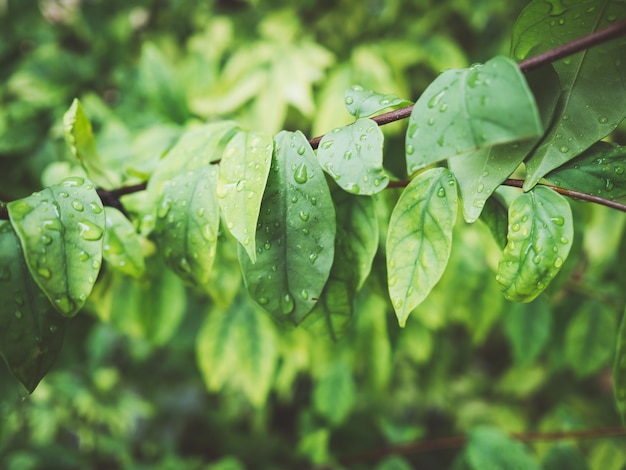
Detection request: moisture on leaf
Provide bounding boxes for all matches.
[496,186,573,302]
[344,84,412,119]
[7,176,105,317]
[386,168,458,327]
[317,118,389,195]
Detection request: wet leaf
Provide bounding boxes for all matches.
[496,186,573,302]
[103,207,145,278]
[387,168,458,327]
[614,308,626,423]
[7,176,105,317]
[317,118,389,195]
[0,221,65,393]
[217,130,273,262]
[344,84,412,118]
[405,56,542,174]
[239,131,336,325]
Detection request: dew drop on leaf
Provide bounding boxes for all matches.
[77,220,104,241]
[71,200,84,212]
[299,211,310,222]
[280,293,294,314]
[37,267,52,279]
[294,163,308,184]
[300,289,309,300]
[550,216,565,226]
[345,96,354,105]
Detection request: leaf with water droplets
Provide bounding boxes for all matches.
[239,131,336,325]
[515,0,626,189]
[544,142,626,200]
[496,186,573,302]
[154,165,220,290]
[197,292,279,407]
[217,130,273,263]
[317,118,389,195]
[63,99,120,189]
[7,176,105,317]
[103,207,145,278]
[613,307,626,424]
[344,84,412,118]
[405,55,542,174]
[386,168,458,327]
[0,221,65,393]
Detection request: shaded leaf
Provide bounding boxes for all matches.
[344,84,412,118]
[313,359,356,426]
[405,56,542,174]
[217,130,273,262]
[386,168,458,327]
[103,207,145,279]
[503,298,552,365]
[467,426,540,470]
[0,221,65,393]
[479,195,508,250]
[496,186,573,302]
[317,118,389,195]
[239,131,336,324]
[542,443,590,470]
[614,308,626,423]
[7,176,105,317]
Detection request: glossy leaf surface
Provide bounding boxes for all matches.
[103,207,145,278]
[217,130,273,262]
[496,186,573,302]
[344,84,412,118]
[0,221,65,393]
[405,56,542,174]
[7,176,105,316]
[240,131,336,324]
[387,168,458,327]
[317,118,389,195]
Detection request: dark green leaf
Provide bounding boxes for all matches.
[479,195,508,250]
[317,118,389,195]
[217,130,273,262]
[503,298,552,365]
[542,443,590,470]
[515,0,626,189]
[344,84,412,118]
[614,308,626,423]
[0,221,65,393]
[496,186,573,302]
[7,176,105,316]
[405,56,542,174]
[466,426,540,470]
[103,207,145,279]
[386,168,458,327]
[239,131,336,324]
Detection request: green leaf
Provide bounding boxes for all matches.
[103,207,145,279]
[516,0,626,189]
[313,359,356,426]
[154,165,220,289]
[386,168,458,327]
[496,186,573,302]
[7,176,105,317]
[542,444,590,470]
[63,99,119,189]
[544,142,626,200]
[196,292,278,407]
[217,129,273,262]
[466,426,541,470]
[344,85,412,118]
[565,300,615,378]
[479,196,508,250]
[405,56,542,174]
[614,308,626,423]
[239,131,336,324]
[317,118,389,195]
[503,298,552,365]
[0,221,65,393]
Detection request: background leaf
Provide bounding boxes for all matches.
[317,118,389,195]
[503,298,552,365]
[614,308,626,423]
[497,186,573,302]
[103,207,145,279]
[466,426,541,470]
[0,221,65,393]
[387,168,458,327]
[344,84,412,118]
[313,359,356,426]
[239,131,336,324]
[405,56,542,174]
[7,176,105,316]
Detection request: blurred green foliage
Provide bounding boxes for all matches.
[1,1,626,469]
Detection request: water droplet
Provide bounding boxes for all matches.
[310,197,318,206]
[615,165,624,175]
[345,96,354,105]
[178,257,191,273]
[559,146,569,153]
[511,223,520,232]
[258,296,269,305]
[37,267,52,279]
[62,176,85,187]
[299,211,310,222]
[553,257,563,268]
[393,298,403,309]
[157,199,171,219]
[264,241,271,250]
[14,310,22,319]
[343,150,353,160]
[41,235,53,245]
[598,116,609,124]
[49,325,58,333]
[297,146,306,155]
[439,103,448,113]
[532,255,542,264]
[427,117,435,126]
[406,144,415,155]
[437,187,445,198]
[437,135,445,147]
[476,183,484,193]
[280,293,295,314]
[300,289,309,300]
[309,253,318,264]
[323,162,340,180]
[77,220,104,241]
[605,179,614,191]
[71,200,84,212]
[550,216,564,226]
[388,275,397,287]
[294,163,308,184]
[236,180,246,192]
[428,90,445,109]
[346,183,361,194]
[321,140,333,150]
[473,200,485,209]
[90,202,103,214]
[560,237,569,244]
[78,250,89,261]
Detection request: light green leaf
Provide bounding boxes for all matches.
[344,85,412,118]
[496,186,573,302]
[313,359,356,426]
[103,207,145,278]
[503,298,552,365]
[565,301,615,378]
[239,131,336,325]
[154,165,220,289]
[614,308,626,422]
[544,142,626,200]
[217,130,273,262]
[386,168,458,327]
[317,118,389,195]
[405,56,542,174]
[0,221,65,393]
[513,0,626,190]
[196,293,278,407]
[63,98,119,189]
[204,232,245,308]
[7,176,105,316]
[467,426,541,470]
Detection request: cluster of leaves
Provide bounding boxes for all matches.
[1,0,626,469]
